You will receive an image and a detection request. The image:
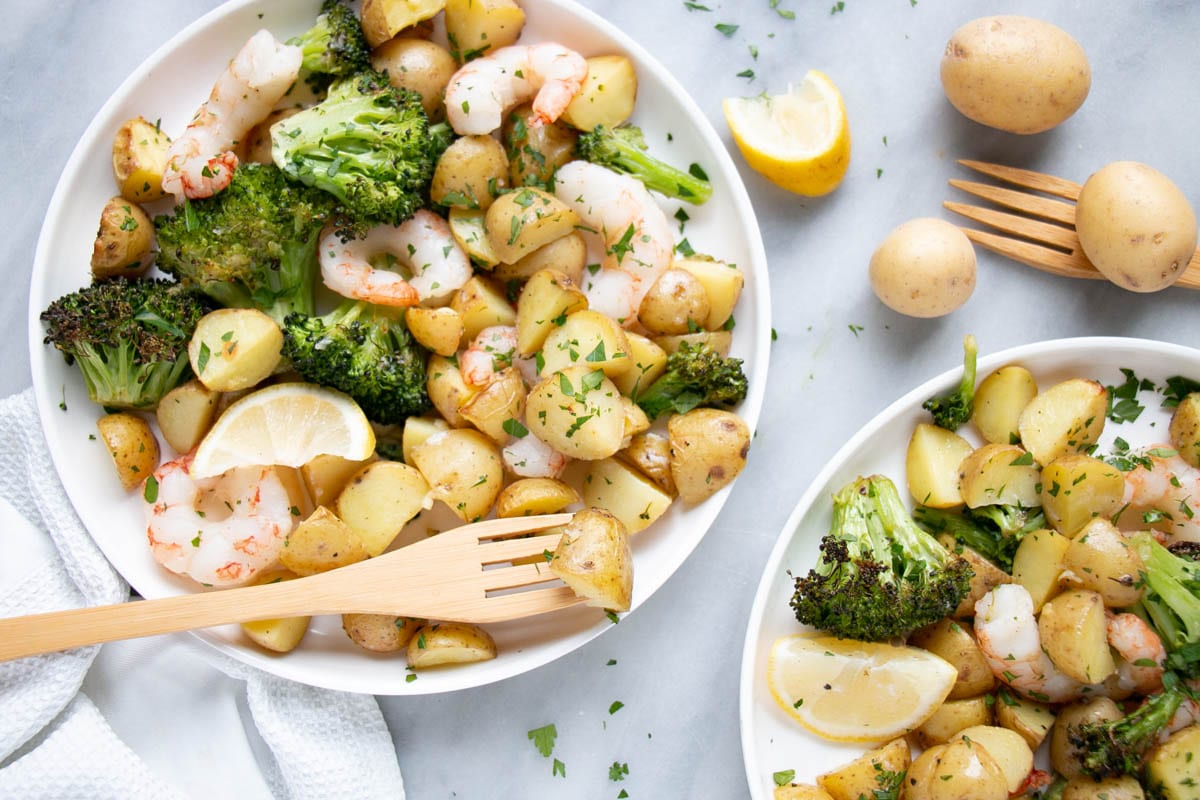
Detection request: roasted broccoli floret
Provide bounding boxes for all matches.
[282,300,431,424]
[576,125,713,204]
[633,341,748,421]
[914,503,1044,572]
[923,334,978,430]
[270,71,450,225]
[1131,531,1200,679]
[790,474,973,641]
[41,278,212,410]
[1069,677,1190,778]
[155,163,339,325]
[288,0,371,84]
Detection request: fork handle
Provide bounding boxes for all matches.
[0,577,317,661]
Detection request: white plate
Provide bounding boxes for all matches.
[27,0,770,694]
[738,336,1200,796]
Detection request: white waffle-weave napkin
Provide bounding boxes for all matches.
[0,388,405,799]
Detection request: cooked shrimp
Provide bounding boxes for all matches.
[1106,612,1166,696]
[444,43,588,135]
[553,161,675,326]
[461,326,519,387]
[973,584,1088,703]
[1120,447,1200,544]
[502,427,569,479]
[319,210,473,307]
[162,30,302,201]
[144,455,297,588]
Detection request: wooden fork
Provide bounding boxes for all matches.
[0,513,578,662]
[944,159,1200,289]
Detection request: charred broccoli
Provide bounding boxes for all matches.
[1069,677,1191,779]
[282,300,431,424]
[576,125,713,204]
[1131,532,1200,679]
[288,0,371,85]
[270,71,450,225]
[155,163,340,324]
[913,503,1044,572]
[790,474,973,641]
[41,278,212,410]
[923,334,978,431]
[634,341,748,421]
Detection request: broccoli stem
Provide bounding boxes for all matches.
[1131,531,1200,678]
[1073,681,1186,778]
[576,125,713,204]
[922,334,978,431]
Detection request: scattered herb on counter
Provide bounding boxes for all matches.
[606,658,617,666]
[737,69,755,80]
[609,701,624,714]
[876,168,883,179]
[769,0,796,19]
[715,22,739,37]
[748,44,758,59]
[553,759,566,778]
[683,1,711,9]
[610,762,629,781]
[849,323,864,337]
[618,791,629,799]
[59,385,67,411]
[830,1,845,13]
[883,135,888,146]
[771,328,778,342]
[528,723,558,757]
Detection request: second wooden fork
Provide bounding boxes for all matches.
[944,159,1200,290]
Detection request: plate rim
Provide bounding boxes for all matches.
[737,335,1200,797]
[27,0,772,694]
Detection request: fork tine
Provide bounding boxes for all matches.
[957,159,1083,200]
[477,533,563,565]
[481,562,561,592]
[478,585,581,622]
[944,201,1080,251]
[948,179,1077,226]
[959,227,1103,281]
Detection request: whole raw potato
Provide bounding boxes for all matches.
[1075,161,1198,292]
[869,218,976,318]
[940,16,1090,134]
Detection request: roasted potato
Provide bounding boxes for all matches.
[342,613,424,653]
[816,738,910,800]
[301,453,377,507]
[187,308,283,392]
[458,367,525,444]
[638,268,712,336]
[667,408,750,504]
[280,506,367,576]
[580,457,673,534]
[1040,454,1125,536]
[448,207,501,270]
[156,379,218,454]
[539,309,632,378]
[1144,725,1200,800]
[502,103,578,189]
[906,423,974,508]
[972,364,1037,445]
[943,541,1012,618]
[484,187,580,264]
[957,443,1041,508]
[1062,775,1146,800]
[371,38,457,122]
[241,570,310,653]
[773,786,834,800]
[1038,589,1114,684]
[97,412,159,491]
[515,269,589,357]
[1060,518,1144,607]
[406,306,465,357]
[407,621,498,669]
[336,461,431,556]
[91,196,154,280]
[431,134,509,211]
[444,0,525,60]
[410,428,503,521]
[493,231,587,284]
[954,725,1034,795]
[449,275,517,342]
[1011,527,1069,612]
[905,739,1008,800]
[111,115,171,203]
[525,366,627,461]
[1017,378,1108,466]
[611,333,669,398]
[401,415,451,465]
[673,256,744,331]
[909,618,994,699]
[1050,697,1122,778]
[1169,392,1200,467]
[361,0,446,48]
[619,432,677,497]
[549,508,633,611]
[994,689,1056,750]
[914,695,993,748]
[426,353,477,428]
[496,478,580,517]
[560,55,638,132]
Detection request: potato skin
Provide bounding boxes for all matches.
[155,379,218,454]
[502,103,577,189]
[905,739,1008,800]
[667,408,751,504]
[549,507,633,611]
[407,621,497,669]
[1076,161,1198,292]
[97,412,160,491]
[816,737,910,800]
[1059,518,1144,607]
[909,618,994,700]
[940,15,1090,134]
[371,38,457,122]
[91,197,154,280]
[431,134,509,211]
[638,268,712,336]
[869,218,976,318]
[972,365,1037,445]
[1169,393,1200,468]
[111,116,171,203]
[342,613,424,653]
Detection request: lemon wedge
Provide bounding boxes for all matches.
[767,632,956,742]
[191,383,375,478]
[723,70,851,197]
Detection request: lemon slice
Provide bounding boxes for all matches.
[723,70,851,197]
[191,383,375,478]
[767,632,956,742]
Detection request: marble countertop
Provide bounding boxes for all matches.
[5,1,1200,798]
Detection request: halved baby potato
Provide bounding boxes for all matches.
[549,508,633,611]
[407,621,498,669]
[957,443,1041,508]
[1017,378,1108,466]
